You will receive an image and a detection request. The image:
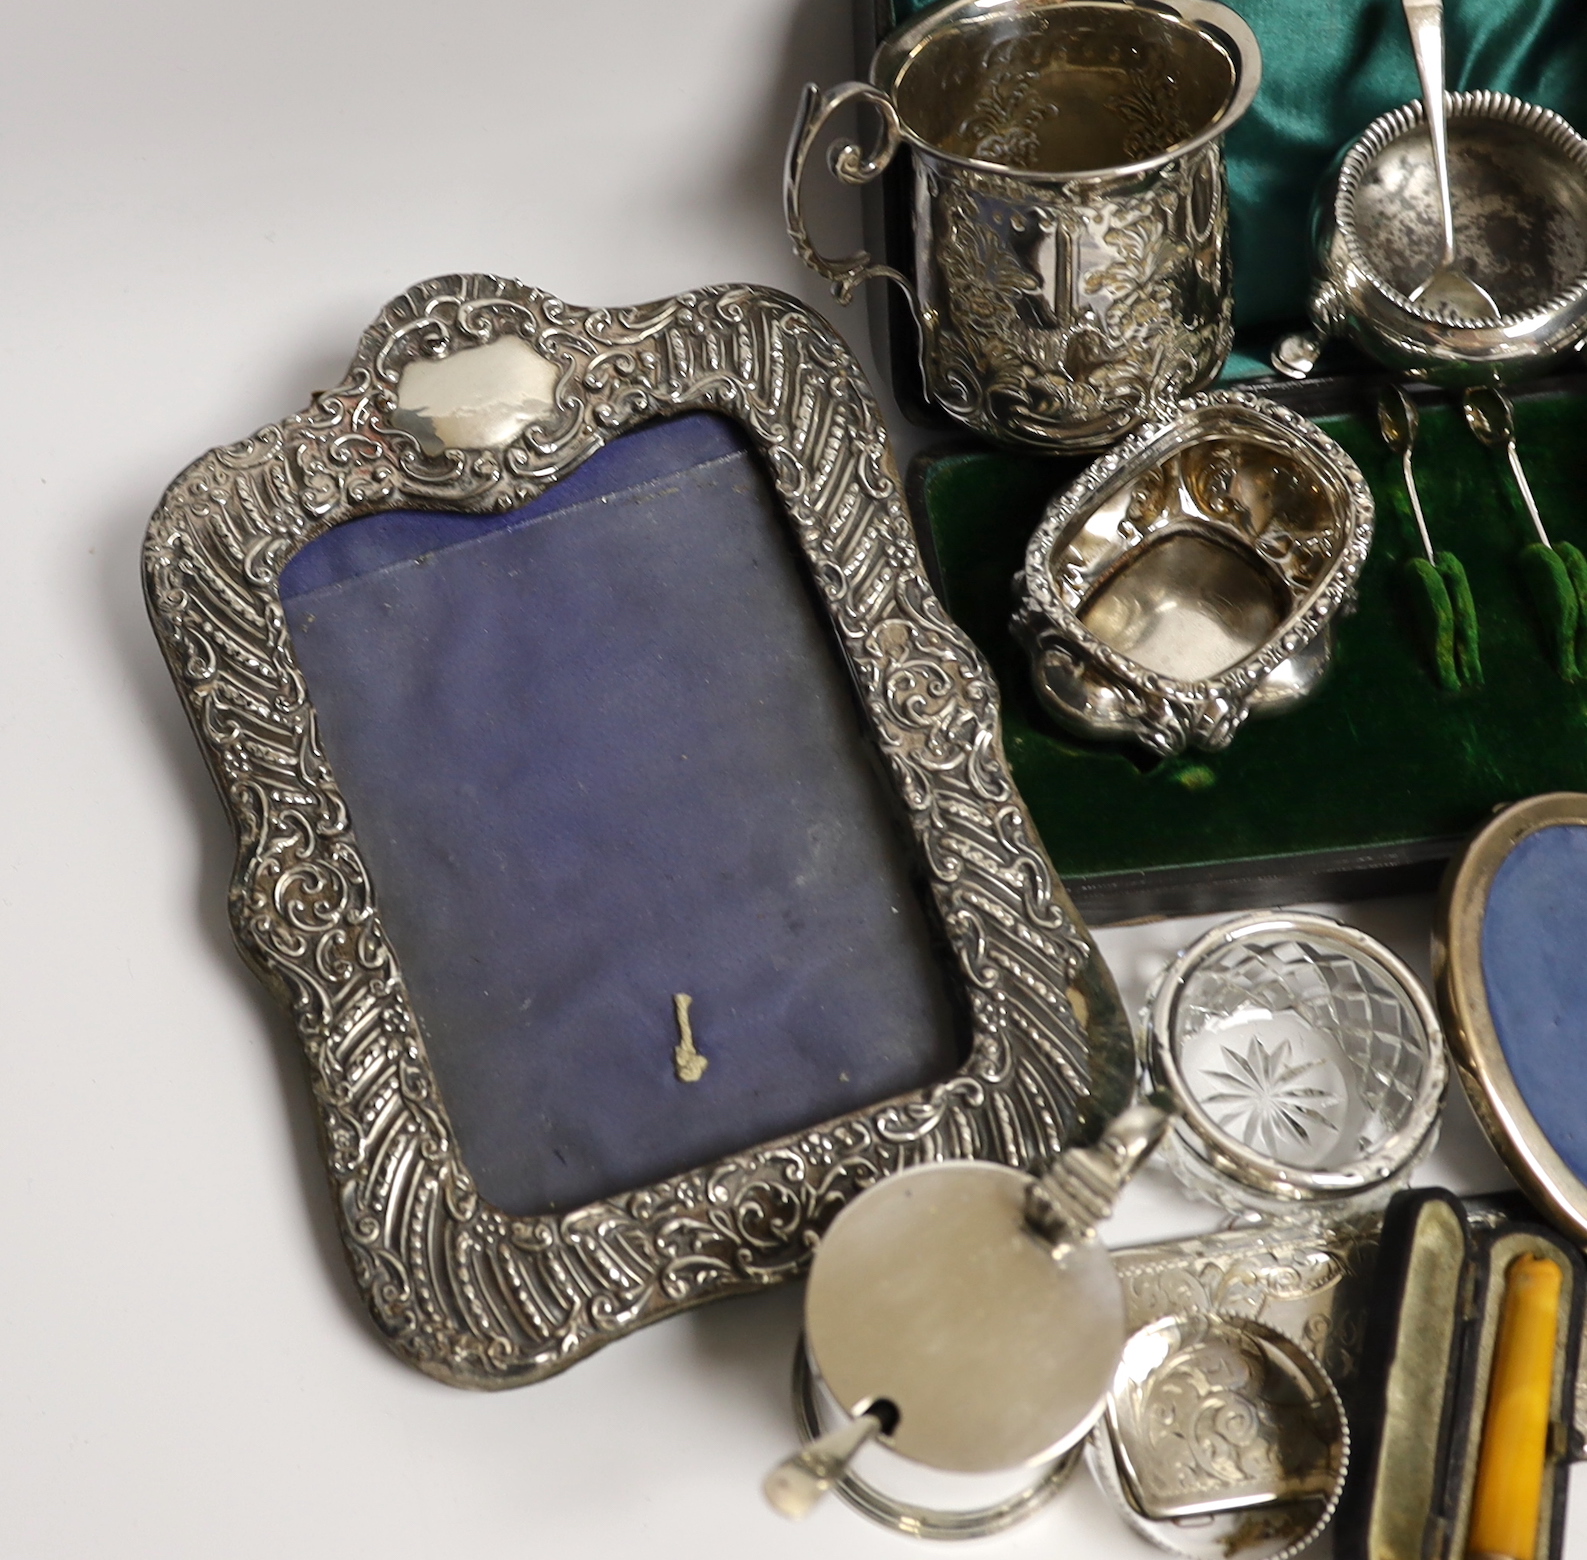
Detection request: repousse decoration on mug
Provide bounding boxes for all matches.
[786,0,1261,451]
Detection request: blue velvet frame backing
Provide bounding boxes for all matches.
[281,413,962,1216]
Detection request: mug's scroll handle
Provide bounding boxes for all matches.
[783,81,927,329]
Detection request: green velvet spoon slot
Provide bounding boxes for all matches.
[1465,385,1587,683]
[1517,543,1583,682]
[1380,387,1482,691]
[1402,553,1484,691]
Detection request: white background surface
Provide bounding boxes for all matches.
[2,1,1582,1555]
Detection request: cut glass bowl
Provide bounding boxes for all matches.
[1145,912,1447,1217]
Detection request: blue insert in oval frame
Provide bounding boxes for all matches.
[281,412,963,1216]
[1480,822,1587,1187]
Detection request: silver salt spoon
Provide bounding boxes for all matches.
[1402,0,1499,321]
[1379,386,1481,690]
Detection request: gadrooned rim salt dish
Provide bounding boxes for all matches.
[1331,91,1587,338]
[1146,912,1447,1205]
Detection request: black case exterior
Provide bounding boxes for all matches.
[1335,1188,1584,1560]
[1335,1189,1472,1560]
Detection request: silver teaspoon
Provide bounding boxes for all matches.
[1402,0,1500,322]
[1378,386,1436,563]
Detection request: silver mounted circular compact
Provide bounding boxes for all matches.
[1145,912,1446,1217]
[763,1107,1169,1538]
[1087,1313,1349,1560]
[1012,391,1374,757]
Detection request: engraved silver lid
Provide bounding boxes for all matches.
[1087,1314,1349,1560]
[1105,1313,1347,1520]
[1146,912,1446,1214]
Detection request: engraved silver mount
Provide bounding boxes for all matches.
[1013,391,1375,756]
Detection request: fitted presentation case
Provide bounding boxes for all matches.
[1332,1188,1584,1560]
[856,0,1587,922]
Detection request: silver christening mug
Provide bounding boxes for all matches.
[785,0,1261,451]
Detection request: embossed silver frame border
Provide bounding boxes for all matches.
[143,274,1131,1388]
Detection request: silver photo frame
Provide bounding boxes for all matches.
[1438,792,1587,1245]
[143,274,1130,1387]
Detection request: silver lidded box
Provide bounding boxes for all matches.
[1012,391,1374,757]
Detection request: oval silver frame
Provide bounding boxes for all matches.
[1436,791,1587,1243]
[142,274,1131,1388]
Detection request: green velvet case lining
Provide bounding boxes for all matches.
[888,0,1587,909]
[916,390,1587,909]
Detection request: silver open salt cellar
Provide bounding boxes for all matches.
[763,1106,1169,1538]
[1013,391,1374,757]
